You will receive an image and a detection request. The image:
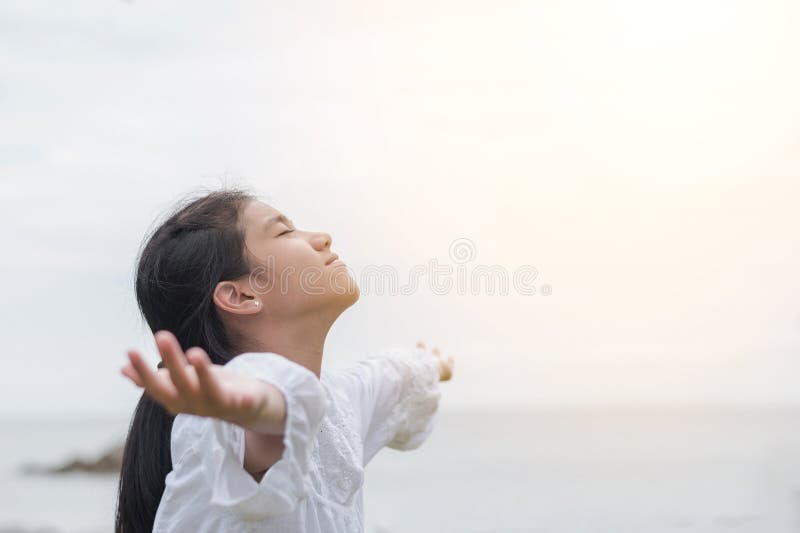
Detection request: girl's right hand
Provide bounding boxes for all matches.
[121,330,286,434]
[416,340,455,382]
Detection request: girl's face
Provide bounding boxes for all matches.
[239,200,359,318]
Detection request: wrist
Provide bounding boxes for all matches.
[243,382,287,435]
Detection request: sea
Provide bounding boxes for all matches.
[1,408,799,533]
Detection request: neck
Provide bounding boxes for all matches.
[236,308,341,379]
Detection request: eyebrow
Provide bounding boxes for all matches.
[264,214,293,231]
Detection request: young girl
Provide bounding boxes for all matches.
[115,189,455,532]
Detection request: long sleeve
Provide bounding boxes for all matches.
[164,352,329,522]
[340,346,442,466]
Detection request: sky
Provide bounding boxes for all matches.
[0,0,798,416]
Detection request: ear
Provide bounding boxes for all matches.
[213,280,263,316]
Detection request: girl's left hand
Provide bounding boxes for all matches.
[416,341,455,382]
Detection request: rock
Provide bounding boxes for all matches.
[21,442,124,475]
[0,527,60,533]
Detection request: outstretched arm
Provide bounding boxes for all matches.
[337,340,455,466]
[121,330,288,480]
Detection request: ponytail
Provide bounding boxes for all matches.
[115,189,255,532]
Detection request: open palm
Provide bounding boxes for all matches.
[121,330,284,433]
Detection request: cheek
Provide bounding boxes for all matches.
[251,241,338,302]
[255,240,309,271]
[280,242,322,271]
[266,244,324,288]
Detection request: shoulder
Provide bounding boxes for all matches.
[319,359,378,408]
[225,352,322,388]
[227,352,329,421]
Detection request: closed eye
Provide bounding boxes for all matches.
[279,228,295,236]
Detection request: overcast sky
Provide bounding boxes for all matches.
[1,0,799,416]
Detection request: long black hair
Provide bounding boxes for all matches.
[115,188,256,532]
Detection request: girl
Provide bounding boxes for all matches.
[115,189,455,532]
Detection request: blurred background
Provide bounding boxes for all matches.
[1,0,799,531]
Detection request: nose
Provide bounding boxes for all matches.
[312,231,332,251]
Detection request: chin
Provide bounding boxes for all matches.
[349,283,361,304]
[329,270,360,305]
[340,281,360,308]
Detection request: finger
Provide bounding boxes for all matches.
[416,340,426,349]
[128,350,181,407]
[446,356,455,379]
[156,331,197,397]
[121,363,144,387]
[188,347,227,407]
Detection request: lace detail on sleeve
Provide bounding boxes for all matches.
[356,346,442,464]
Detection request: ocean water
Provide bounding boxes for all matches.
[1,408,799,533]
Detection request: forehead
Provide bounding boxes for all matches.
[241,201,282,232]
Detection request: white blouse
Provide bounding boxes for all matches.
[152,346,442,533]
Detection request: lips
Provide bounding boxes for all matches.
[324,253,339,266]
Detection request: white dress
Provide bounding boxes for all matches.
[152,346,442,533]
